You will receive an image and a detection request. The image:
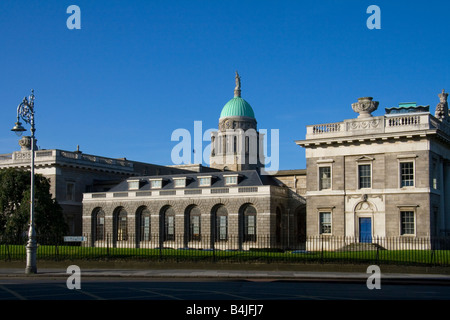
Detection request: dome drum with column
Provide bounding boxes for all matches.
[210,72,264,172]
[218,71,257,132]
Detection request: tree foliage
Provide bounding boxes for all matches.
[0,168,68,242]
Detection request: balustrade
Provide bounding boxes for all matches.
[306,113,444,138]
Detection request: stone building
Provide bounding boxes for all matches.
[0,142,203,236]
[296,90,450,249]
[81,73,306,249]
[82,170,306,249]
[6,72,447,251]
[209,71,265,172]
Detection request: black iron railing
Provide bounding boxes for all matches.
[1,234,449,266]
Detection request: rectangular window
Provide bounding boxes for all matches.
[141,216,150,241]
[66,183,75,201]
[244,215,256,242]
[247,215,255,235]
[217,215,228,241]
[96,216,105,241]
[319,212,331,234]
[224,175,238,185]
[319,166,331,190]
[128,180,140,190]
[150,179,162,189]
[117,216,128,241]
[190,215,201,241]
[400,162,414,187]
[198,177,211,187]
[358,164,371,189]
[165,215,175,240]
[174,178,186,188]
[400,211,415,235]
[432,160,438,190]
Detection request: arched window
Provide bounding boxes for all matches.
[215,205,228,241]
[163,206,176,241]
[114,207,128,241]
[242,204,257,242]
[211,136,216,156]
[93,208,105,242]
[188,206,201,241]
[137,206,151,241]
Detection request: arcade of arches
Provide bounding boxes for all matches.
[88,202,306,249]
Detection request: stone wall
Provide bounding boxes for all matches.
[82,190,305,249]
[304,141,437,238]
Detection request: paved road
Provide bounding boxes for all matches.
[0,268,449,301]
[1,277,450,301]
[1,268,449,318]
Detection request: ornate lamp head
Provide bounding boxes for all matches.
[11,120,26,136]
[12,89,35,136]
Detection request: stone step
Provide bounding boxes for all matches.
[337,242,386,252]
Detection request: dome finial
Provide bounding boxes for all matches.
[234,71,241,97]
[439,89,448,103]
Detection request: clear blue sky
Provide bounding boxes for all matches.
[1,0,449,170]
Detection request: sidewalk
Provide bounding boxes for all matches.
[1,267,450,284]
[1,260,449,283]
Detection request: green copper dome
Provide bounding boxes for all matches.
[220,71,255,119]
[220,97,255,118]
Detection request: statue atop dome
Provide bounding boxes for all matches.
[234,71,241,97]
[210,71,263,172]
[435,89,449,121]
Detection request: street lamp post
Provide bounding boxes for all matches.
[11,90,37,274]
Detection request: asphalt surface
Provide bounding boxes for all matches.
[1,266,450,284]
[0,266,449,316]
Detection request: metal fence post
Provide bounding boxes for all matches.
[1,234,450,267]
[212,236,216,263]
[159,236,162,261]
[55,243,59,261]
[106,233,110,258]
[6,243,11,262]
[321,236,324,264]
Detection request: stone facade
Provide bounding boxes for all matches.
[82,172,306,249]
[0,147,201,235]
[80,73,307,249]
[296,91,450,249]
[209,72,265,172]
[5,74,448,252]
[209,117,265,172]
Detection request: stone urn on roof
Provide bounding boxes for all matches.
[352,97,379,118]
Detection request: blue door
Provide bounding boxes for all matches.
[359,218,372,243]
